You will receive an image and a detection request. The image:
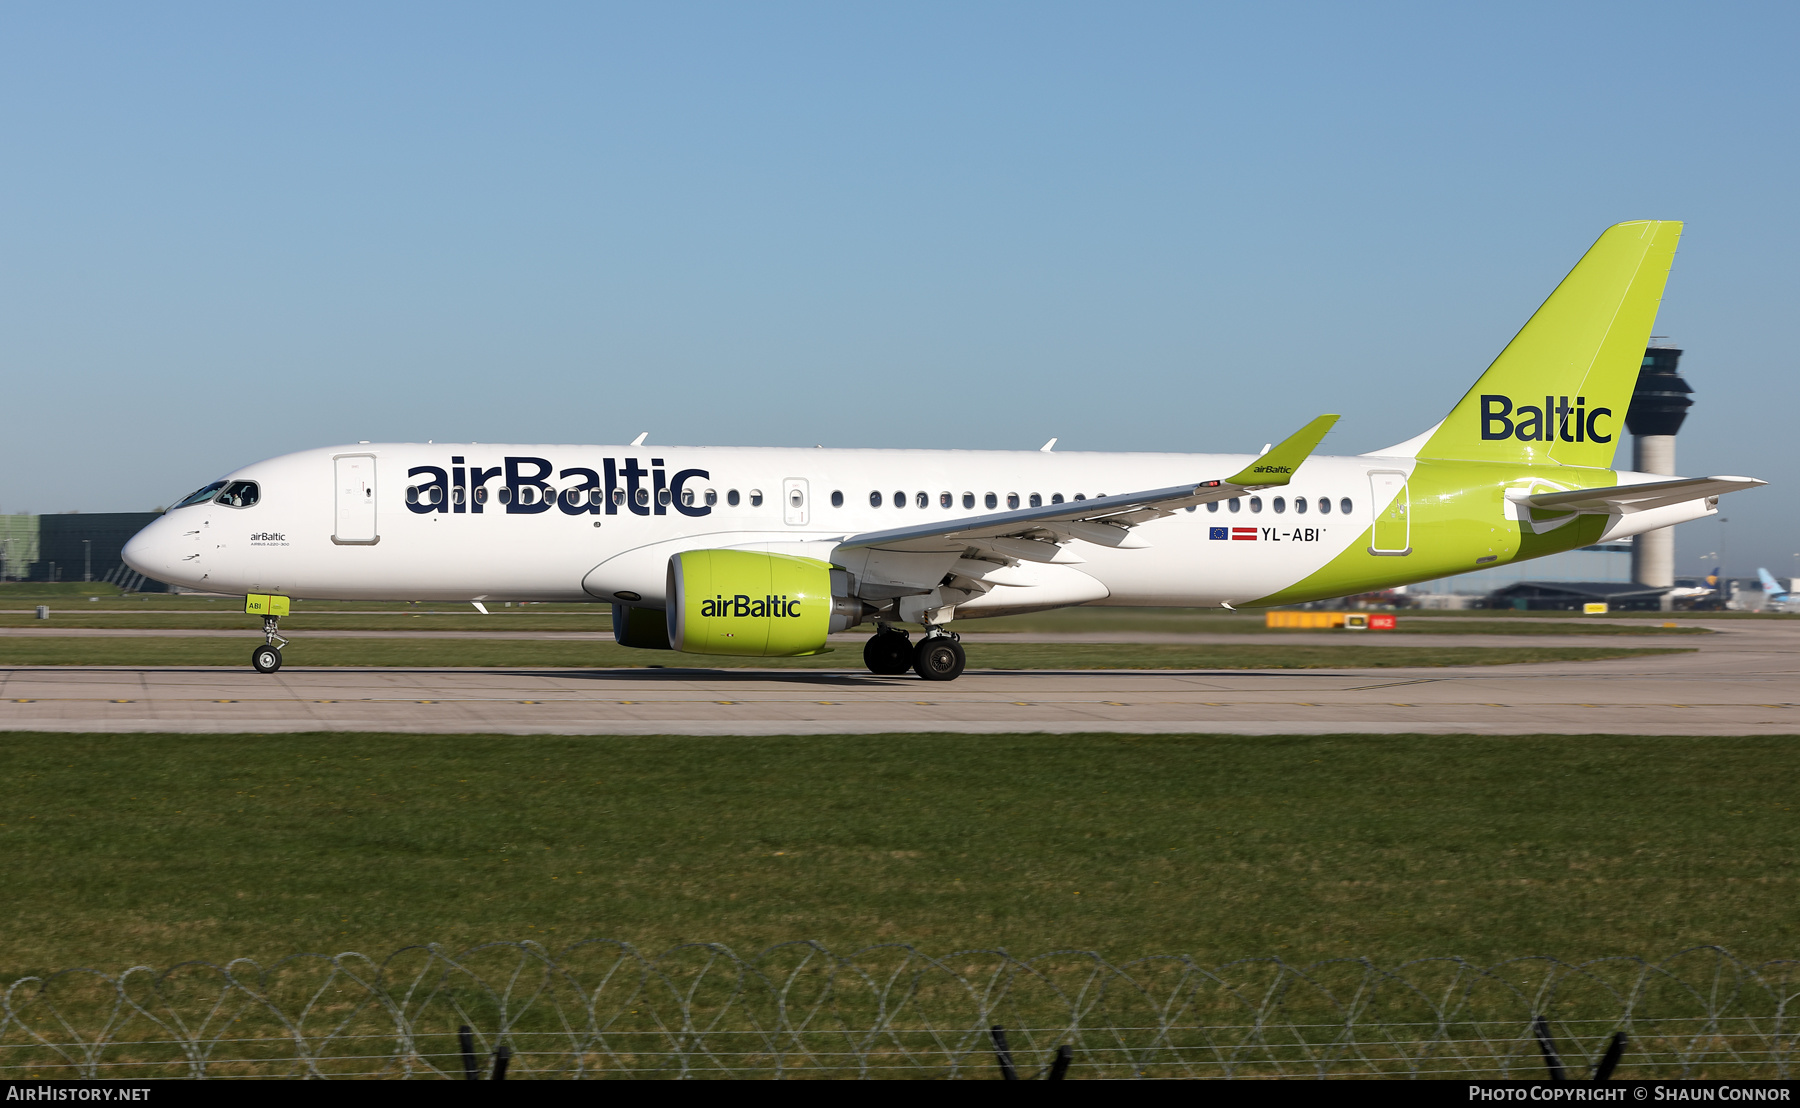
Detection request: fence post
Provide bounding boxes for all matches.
[459,1025,478,1082]
[990,1025,1018,1081]
[492,1042,511,1081]
[1533,1015,1566,1082]
[1047,1044,1073,1081]
[1593,1032,1627,1081]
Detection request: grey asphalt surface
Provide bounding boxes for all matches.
[0,620,1792,735]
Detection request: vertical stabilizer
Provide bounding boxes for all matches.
[1418,220,1682,468]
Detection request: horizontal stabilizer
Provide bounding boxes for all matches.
[1518,475,1765,514]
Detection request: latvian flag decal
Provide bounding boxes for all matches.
[1210,526,1259,540]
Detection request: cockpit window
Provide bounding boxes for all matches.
[215,481,260,508]
[172,481,229,509]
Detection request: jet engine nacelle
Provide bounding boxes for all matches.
[665,550,868,657]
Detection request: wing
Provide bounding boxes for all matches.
[836,415,1339,561]
[1518,475,1765,515]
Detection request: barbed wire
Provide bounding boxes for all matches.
[2,942,1795,1079]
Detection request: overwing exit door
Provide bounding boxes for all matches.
[333,454,379,545]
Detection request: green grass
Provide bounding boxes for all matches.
[0,636,1689,668]
[0,732,1793,978]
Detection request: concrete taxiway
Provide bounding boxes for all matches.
[0,619,1796,735]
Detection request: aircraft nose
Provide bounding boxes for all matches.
[122,516,181,581]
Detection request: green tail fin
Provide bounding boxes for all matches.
[1418,220,1681,468]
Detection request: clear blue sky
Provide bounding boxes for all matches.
[2,2,1794,577]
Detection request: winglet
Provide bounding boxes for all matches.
[1223,415,1339,486]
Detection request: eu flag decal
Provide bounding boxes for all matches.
[1209,527,1228,540]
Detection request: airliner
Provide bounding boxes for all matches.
[123,220,1765,680]
[1757,568,1798,612]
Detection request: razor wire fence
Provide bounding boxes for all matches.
[2,942,1796,1080]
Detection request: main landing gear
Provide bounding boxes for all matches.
[863,626,966,681]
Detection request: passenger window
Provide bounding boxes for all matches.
[1051,493,1064,504]
[939,492,952,508]
[474,487,488,504]
[1185,505,1196,512]
[1273,496,1286,514]
[870,491,882,507]
[727,489,740,506]
[659,488,673,507]
[749,489,764,507]
[1340,498,1352,515]
[1293,496,1307,514]
[704,489,718,506]
[963,492,975,509]
[1029,493,1042,507]
[892,491,905,508]
[1249,497,1262,513]
[498,487,513,504]
[1006,493,1019,509]
[611,488,626,506]
[634,488,650,506]
[789,488,803,507]
[1316,497,1328,514]
[916,491,928,509]
[680,488,695,507]
[454,487,467,506]
[986,493,998,510]
[1228,498,1241,513]
[428,487,443,506]
[1207,501,1219,513]
[831,490,844,508]
[405,486,419,504]
[1073,493,1086,502]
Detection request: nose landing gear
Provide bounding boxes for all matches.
[251,641,283,673]
[246,593,290,674]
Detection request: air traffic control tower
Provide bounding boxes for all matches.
[1624,338,1694,588]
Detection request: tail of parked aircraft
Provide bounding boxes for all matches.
[1757,568,1787,599]
[1417,220,1682,469]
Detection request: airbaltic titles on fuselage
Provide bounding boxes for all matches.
[404,456,712,517]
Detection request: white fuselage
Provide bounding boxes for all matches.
[123,442,1407,612]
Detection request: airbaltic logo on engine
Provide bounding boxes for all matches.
[700,594,803,618]
[1480,395,1613,444]
[404,455,711,520]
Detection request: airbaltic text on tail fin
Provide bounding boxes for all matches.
[1418,220,1682,468]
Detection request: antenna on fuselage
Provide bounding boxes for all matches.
[630,432,649,446]
[1040,438,1057,452]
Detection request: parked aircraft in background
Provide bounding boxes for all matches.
[1757,568,1799,612]
[124,221,1766,679]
